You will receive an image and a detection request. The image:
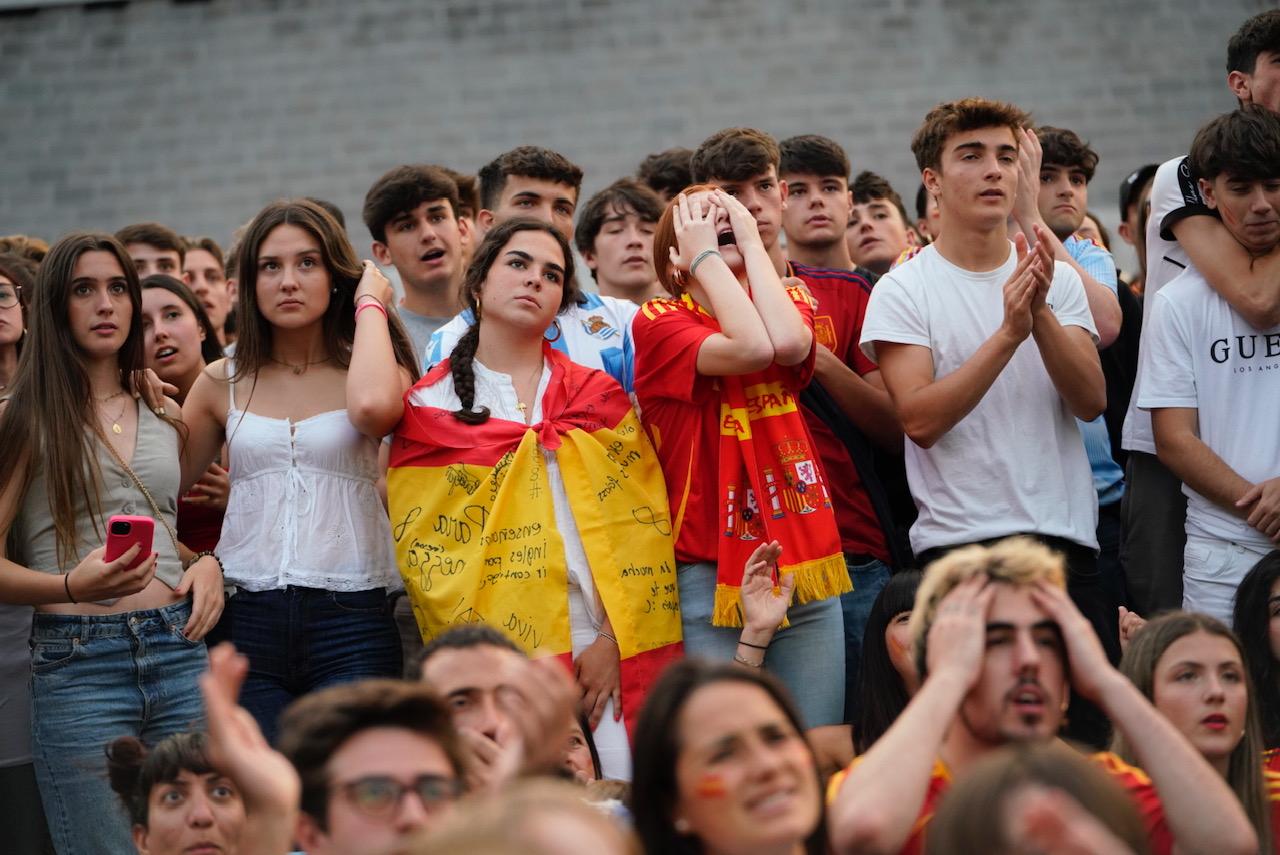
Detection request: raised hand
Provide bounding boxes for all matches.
[668,191,722,274]
[1013,126,1045,231]
[1000,233,1042,344]
[200,643,300,855]
[924,576,996,689]
[714,189,765,251]
[1027,224,1056,316]
[1118,606,1146,654]
[739,540,793,642]
[354,260,394,308]
[1029,581,1116,702]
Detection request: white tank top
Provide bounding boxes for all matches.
[217,369,399,592]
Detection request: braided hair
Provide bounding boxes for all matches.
[449,218,578,424]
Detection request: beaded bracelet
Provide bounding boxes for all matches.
[190,550,224,574]
[733,653,763,669]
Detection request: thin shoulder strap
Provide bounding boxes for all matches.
[227,358,237,411]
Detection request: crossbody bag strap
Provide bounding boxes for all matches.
[94,426,182,559]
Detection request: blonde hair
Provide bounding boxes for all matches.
[909,537,1066,674]
[409,779,639,855]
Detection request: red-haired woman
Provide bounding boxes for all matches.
[633,187,850,729]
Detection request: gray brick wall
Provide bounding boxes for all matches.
[0,0,1268,271]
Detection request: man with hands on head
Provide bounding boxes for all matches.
[827,537,1258,855]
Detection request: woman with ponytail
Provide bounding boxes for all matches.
[0,233,223,853]
[375,219,683,780]
[181,199,420,744]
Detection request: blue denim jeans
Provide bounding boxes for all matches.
[220,587,401,745]
[838,557,892,722]
[677,562,845,728]
[31,600,207,855]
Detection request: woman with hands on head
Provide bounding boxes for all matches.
[0,233,225,854]
[633,186,851,730]
[181,199,420,744]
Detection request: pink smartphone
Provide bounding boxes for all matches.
[104,515,155,570]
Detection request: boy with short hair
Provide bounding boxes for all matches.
[183,236,231,347]
[860,99,1116,694]
[1141,106,1280,624]
[1122,9,1280,616]
[702,128,903,715]
[362,164,469,358]
[429,147,638,391]
[116,222,185,279]
[778,134,856,271]
[636,147,693,203]
[574,179,663,305]
[847,171,920,276]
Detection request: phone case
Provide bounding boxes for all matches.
[104,515,155,571]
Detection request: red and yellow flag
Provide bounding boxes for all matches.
[388,348,682,732]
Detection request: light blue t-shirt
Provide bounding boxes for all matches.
[1065,235,1125,506]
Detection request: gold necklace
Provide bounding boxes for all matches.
[270,355,331,375]
[513,360,544,421]
[97,392,128,435]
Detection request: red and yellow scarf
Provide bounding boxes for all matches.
[685,290,850,626]
[387,347,682,732]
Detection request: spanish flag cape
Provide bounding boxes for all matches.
[387,347,683,733]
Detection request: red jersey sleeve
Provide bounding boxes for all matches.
[633,298,717,405]
[1092,752,1173,855]
[783,283,818,389]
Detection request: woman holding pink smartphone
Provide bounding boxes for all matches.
[0,233,224,854]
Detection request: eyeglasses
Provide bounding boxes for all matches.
[0,285,19,309]
[333,774,462,818]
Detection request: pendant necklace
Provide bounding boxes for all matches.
[271,356,331,375]
[96,390,128,435]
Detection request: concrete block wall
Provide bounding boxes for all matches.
[0,0,1267,271]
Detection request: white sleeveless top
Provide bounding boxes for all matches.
[217,369,399,592]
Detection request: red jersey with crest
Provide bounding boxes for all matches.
[632,286,816,564]
[789,262,889,561]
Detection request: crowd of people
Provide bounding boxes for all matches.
[0,8,1277,854]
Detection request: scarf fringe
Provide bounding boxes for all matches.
[711,554,852,628]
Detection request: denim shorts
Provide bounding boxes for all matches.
[31,600,207,855]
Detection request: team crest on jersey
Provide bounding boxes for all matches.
[580,314,619,340]
[813,315,838,351]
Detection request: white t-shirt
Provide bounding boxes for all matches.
[860,242,1100,554]
[1137,267,1280,550]
[1122,156,1200,454]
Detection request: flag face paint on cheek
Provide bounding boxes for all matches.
[695,773,728,798]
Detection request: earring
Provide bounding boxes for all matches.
[544,319,563,344]
[674,818,692,835]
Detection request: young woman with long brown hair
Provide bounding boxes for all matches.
[182,199,420,744]
[0,233,224,854]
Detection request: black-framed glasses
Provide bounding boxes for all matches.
[0,284,19,309]
[334,774,463,818]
